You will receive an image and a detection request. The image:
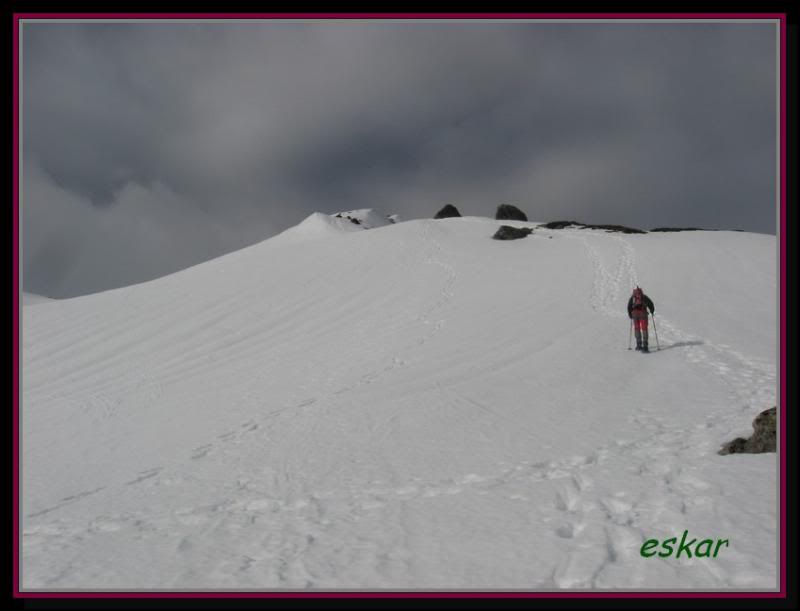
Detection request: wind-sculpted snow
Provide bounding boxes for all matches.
[21,217,778,590]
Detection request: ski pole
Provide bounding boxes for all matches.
[628,318,633,350]
[651,313,660,351]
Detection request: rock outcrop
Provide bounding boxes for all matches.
[434,204,462,219]
[332,209,396,229]
[719,407,777,455]
[540,220,646,234]
[495,204,528,222]
[492,226,533,240]
[541,220,584,230]
[649,227,704,232]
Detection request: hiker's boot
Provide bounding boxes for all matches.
[642,343,649,353]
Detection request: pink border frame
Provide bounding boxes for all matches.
[12,12,788,600]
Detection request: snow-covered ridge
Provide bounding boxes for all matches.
[22,292,53,306]
[273,209,399,243]
[21,216,777,590]
[331,208,399,229]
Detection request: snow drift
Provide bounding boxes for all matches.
[20,214,778,590]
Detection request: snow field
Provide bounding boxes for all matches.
[21,214,778,589]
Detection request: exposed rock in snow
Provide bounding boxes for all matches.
[650,227,705,232]
[587,224,647,235]
[540,220,646,234]
[495,204,528,222]
[541,220,585,230]
[332,209,396,229]
[434,204,461,219]
[273,212,363,242]
[719,407,777,455]
[492,225,533,240]
[274,209,397,242]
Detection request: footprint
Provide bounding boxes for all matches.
[681,495,716,515]
[552,545,610,588]
[601,497,633,514]
[239,556,256,572]
[604,524,643,563]
[555,482,582,512]
[572,473,591,492]
[675,473,713,492]
[601,497,634,525]
[545,468,571,480]
[555,521,584,539]
[191,445,212,459]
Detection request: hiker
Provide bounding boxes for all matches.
[627,287,655,352]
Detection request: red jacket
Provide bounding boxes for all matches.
[627,293,654,319]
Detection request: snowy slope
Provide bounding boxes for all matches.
[20,216,778,590]
[22,292,53,306]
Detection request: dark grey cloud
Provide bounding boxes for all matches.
[21,21,777,298]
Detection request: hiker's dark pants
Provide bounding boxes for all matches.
[632,314,649,346]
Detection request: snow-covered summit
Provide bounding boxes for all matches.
[274,209,400,243]
[331,208,399,229]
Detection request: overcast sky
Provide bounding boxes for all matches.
[21,20,778,298]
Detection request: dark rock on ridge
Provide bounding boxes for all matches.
[495,204,528,222]
[540,220,646,234]
[493,226,533,240]
[434,204,462,219]
[650,227,705,232]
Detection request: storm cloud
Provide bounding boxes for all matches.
[21,20,778,298]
